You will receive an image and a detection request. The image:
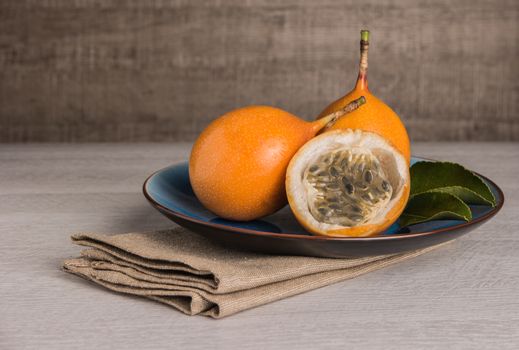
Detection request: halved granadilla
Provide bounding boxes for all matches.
[286,129,410,237]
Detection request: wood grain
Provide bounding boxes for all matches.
[0,143,518,349]
[0,1,518,142]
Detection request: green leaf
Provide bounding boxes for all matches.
[410,161,496,206]
[399,191,472,227]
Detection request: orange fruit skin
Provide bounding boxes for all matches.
[189,106,317,221]
[318,85,411,164]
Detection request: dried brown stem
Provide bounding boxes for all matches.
[323,96,366,128]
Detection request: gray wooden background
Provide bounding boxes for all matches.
[0,0,517,142]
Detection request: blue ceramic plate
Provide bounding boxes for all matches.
[143,157,504,258]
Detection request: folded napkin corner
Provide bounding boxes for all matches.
[63,227,446,318]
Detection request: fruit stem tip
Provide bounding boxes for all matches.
[361,30,370,42]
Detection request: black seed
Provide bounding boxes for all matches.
[342,177,354,194]
[340,158,349,169]
[330,166,340,177]
[327,196,339,202]
[362,194,371,201]
[317,171,327,177]
[382,180,390,192]
[329,203,341,210]
[309,165,319,173]
[351,205,362,213]
[317,207,329,215]
[364,170,373,183]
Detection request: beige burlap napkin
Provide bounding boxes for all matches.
[63,227,444,318]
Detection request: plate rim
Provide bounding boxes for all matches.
[142,158,505,241]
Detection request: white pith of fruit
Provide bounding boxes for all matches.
[286,129,409,233]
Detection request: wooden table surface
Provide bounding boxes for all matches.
[1,143,518,349]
